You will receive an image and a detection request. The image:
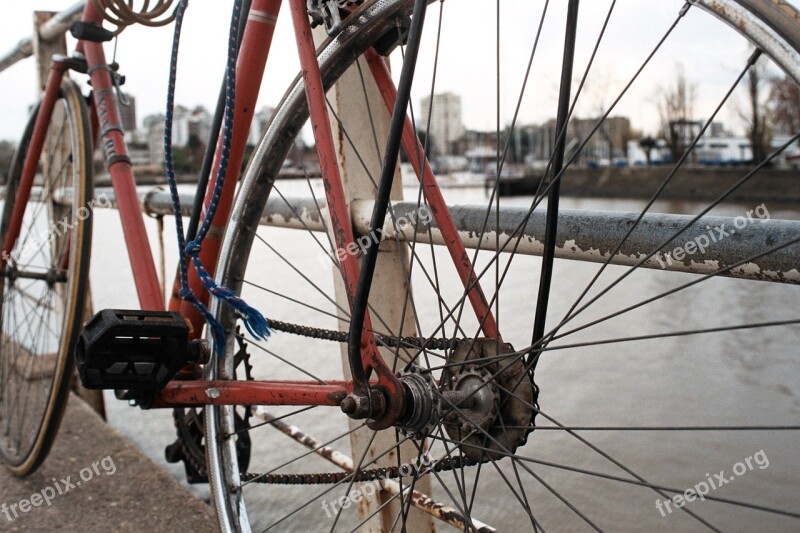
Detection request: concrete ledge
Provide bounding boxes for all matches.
[0,395,218,531]
[489,167,800,202]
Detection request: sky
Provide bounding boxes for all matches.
[0,0,798,143]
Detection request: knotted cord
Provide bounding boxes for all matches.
[162,0,270,354]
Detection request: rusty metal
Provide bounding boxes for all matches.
[0,1,85,75]
[249,408,496,532]
[442,339,537,461]
[71,188,800,282]
[698,0,800,84]
[150,379,354,408]
[366,47,498,339]
[289,0,404,432]
[264,317,458,350]
[2,65,68,261]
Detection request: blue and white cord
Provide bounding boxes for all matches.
[163,0,270,355]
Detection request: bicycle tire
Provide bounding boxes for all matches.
[735,0,800,52]
[0,78,93,476]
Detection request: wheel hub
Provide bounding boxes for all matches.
[442,365,500,434]
[397,367,438,439]
[395,339,538,461]
[440,339,537,461]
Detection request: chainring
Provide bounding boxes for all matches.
[164,328,253,484]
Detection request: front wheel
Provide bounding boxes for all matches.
[0,79,93,476]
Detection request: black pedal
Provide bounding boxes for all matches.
[69,21,115,43]
[76,309,202,391]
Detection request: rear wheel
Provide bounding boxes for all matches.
[208,0,800,530]
[0,79,93,476]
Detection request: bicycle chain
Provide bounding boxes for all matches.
[235,320,482,484]
[238,319,537,485]
[265,317,461,351]
[241,454,480,485]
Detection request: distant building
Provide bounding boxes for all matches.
[248,106,275,146]
[509,124,557,165]
[151,105,213,148]
[628,122,755,166]
[419,92,465,156]
[186,106,212,146]
[140,113,165,167]
[773,134,800,167]
[140,106,213,166]
[694,123,750,164]
[124,128,151,166]
[693,136,751,164]
[171,105,191,147]
[498,116,633,167]
[708,121,727,138]
[569,116,633,165]
[148,121,166,168]
[142,113,164,130]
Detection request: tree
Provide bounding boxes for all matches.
[171,147,192,173]
[639,136,657,166]
[656,65,697,161]
[768,74,800,135]
[0,140,15,183]
[738,58,771,163]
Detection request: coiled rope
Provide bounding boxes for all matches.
[163,0,270,354]
[90,0,177,32]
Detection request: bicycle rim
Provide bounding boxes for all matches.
[208,1,800,530]
[0,79,93,476]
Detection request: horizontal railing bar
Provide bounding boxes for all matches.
[0,1,86,75]
[349,199,800,283]
[43,186,800,283]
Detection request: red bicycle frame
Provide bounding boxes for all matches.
[3,0,498,418]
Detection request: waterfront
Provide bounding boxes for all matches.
[94,184,800,530]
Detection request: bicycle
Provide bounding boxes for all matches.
[2,0,800,530]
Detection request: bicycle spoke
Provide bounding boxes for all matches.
[207,1,800,530]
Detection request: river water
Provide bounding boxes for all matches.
[94,184,800,531]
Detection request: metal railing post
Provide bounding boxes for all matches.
[312,27,435,530]
[0,1,85,76]
[32,11,68,90]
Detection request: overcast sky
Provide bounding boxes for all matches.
[0,0,797,142]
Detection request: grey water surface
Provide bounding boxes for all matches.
[95,185,799,531]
